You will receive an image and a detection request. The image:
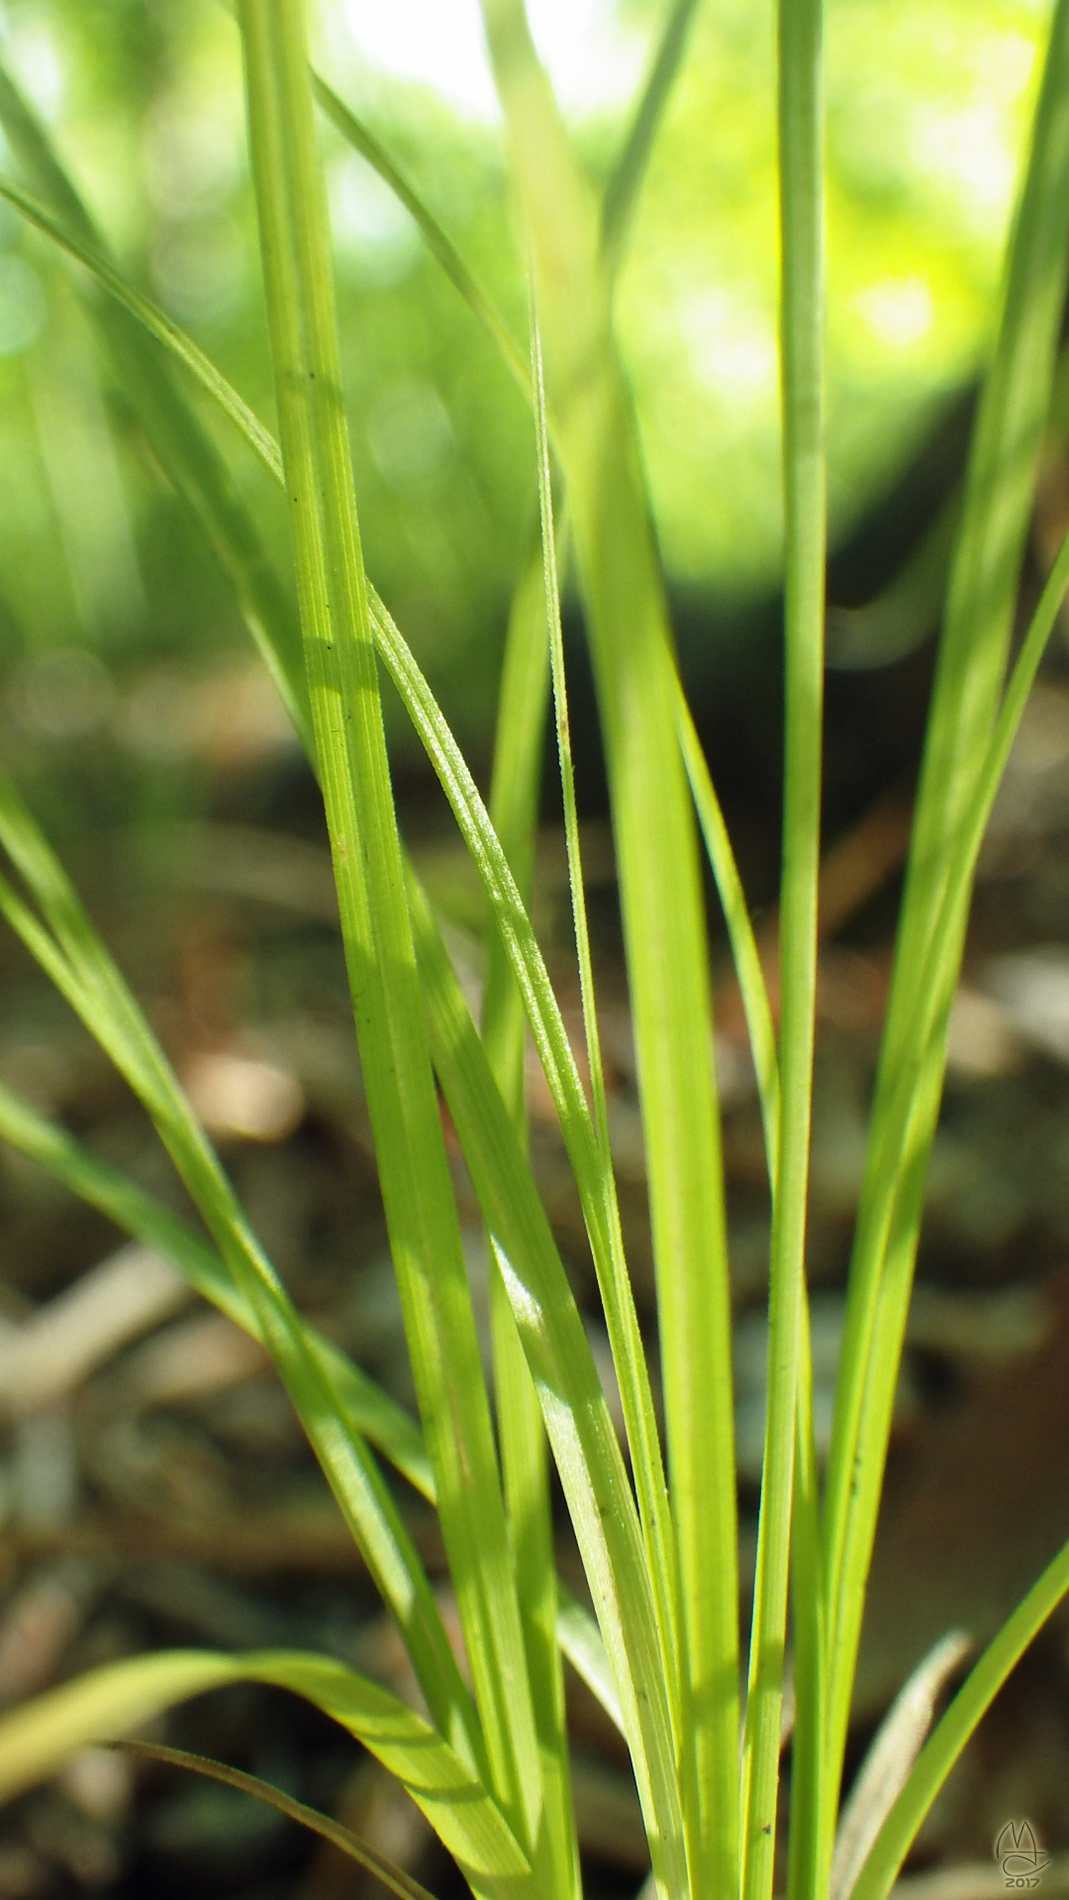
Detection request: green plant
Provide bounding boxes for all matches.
[0,2,1068,1898]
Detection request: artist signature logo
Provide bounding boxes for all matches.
[995,1820,1051,1888]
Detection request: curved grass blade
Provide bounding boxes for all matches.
[849,1536,1069,1900]
[809,511,1069,1851]
[480,544,578,1900]
[528,285,612,1198]
[310,74,529,403]
[0,173,280,479]
[0,62,312,758]
[829,1631,970,1900]
[0,1065,643,1759]
[373,594,676,1660]
[0,779,478,1775]
[0,1650,532,1900]
[821,0,1069,1833]
[0,1075,432,1500]
[0,172,283,484]
[118,1740,438,1900]
[482,532,552,1116]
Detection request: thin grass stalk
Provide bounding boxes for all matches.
[120,1741,440,1900]
[785,1298,826,1900]
[533,301,684,1729]
[0,1649,534,1900]
[819,0,1069,1839]
[806,509,1069,1900]
[497,300,642,1899]
[480,9,738,1892]
[480,503,575,1900]
[480,529,579,1900]
[483,0,707,1118]
[311,73,529,401]
[600,0,703,271]
[528,288,614,1257]
[740,2,825,1895]
[237,0,544,1857]
[479,0,717,1752]
[676,683,780,1181]
[806,511,1069,1827]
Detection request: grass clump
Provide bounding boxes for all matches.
[0,3,1068,1899]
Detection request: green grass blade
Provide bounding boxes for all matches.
[0,1061,657,1769]
[480,9,738,1892]
[237,0,542,1854]
[527,282,683,1745]
[406,867,684,1895]
[849,1536,1069,1900]
[786,1299,826,1900]
[476,454,577,1900]
[820,0,1069,1829]
[120,1741,440,1900]
[829,1631,970,1900]
[0,1075,433,1500]
[676,680,780,1181]
[0,172,282,480]
[0,1651,533,1900]
[480,525,581,1900]
[311,73,529,402]
[482,533,552,1118]
[741,2,825,1894]
[808,511,1069,1853]
[600,0,702,271]
[0,793,477,1773]
[0,63,311,755]
[477,496,578,1900]
[486,1251,580,1900]
[529,285,613,1185]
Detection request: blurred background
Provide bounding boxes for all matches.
[4,0,1069,1895]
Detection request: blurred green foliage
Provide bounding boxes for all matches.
[0,0,1052,756]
